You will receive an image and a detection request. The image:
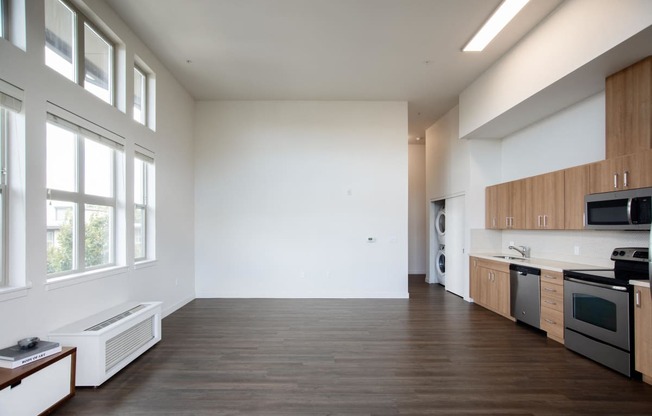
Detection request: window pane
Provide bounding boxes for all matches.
[0,0,4,39]
[133,67,146,124]
[47,200,75,274]
[85,204,112,268]
[85,138,113,197]
[134,158,145,205]
[45,0,76,81]
[46,122,76,192]
[134,206,145,260]
[84,23,112,104]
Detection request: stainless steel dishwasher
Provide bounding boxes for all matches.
[509,264,541,328]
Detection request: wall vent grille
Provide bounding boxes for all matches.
[85,304,147,331]
[105,316,155,371]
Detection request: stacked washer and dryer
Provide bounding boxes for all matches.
[434,202,446,285]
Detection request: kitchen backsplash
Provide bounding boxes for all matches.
[469,229,649,268]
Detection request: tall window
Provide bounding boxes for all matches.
[0,86,21,287]
[0,0,6,39]
[134,151,154,262]
[45,0,114,104]
[133,66,146,125]
[46,113,123,277]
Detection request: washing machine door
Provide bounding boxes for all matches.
[436,249,446,284]
[435,209,446,239]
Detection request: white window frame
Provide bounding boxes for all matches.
[46,109,125,280]
[45,0,115,105]
[134,148,155,263]
[0,109,7,287]
[133,65,147,125]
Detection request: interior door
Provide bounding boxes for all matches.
[445,195,465,297]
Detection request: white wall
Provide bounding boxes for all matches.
[459,0,652,138]
[194,101,408,298]
[0,0,195,344]
[408,144,426,274]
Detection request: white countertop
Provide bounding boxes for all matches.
[469,253,606,273]
[631,280,650,288]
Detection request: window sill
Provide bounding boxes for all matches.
[134,259,157,270]
[45,265,128,291]
[0,283,32,302]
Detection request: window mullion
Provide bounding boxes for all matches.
[76,12,84,86]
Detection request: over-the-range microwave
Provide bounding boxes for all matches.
[585,187,652,230]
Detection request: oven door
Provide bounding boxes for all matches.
[564,278,630,351]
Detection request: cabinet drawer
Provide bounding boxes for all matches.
[541,281,563,301]
[541,307,564,342]
[541,294,563,312]
[541,270,563,286]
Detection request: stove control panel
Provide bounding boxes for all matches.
[611,247,649,262]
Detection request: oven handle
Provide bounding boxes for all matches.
[566,277,628,292]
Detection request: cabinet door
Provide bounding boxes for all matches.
[606,56,652,159]
[635,286,652,380]
[526,171,565,229]
[508,180,526,229]
[564,165,589,230]
[589,158,618,194]
[491,270,510,317]
[620,150,652,190]
[485,186,499,229]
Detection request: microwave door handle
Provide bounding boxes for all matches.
[566,277,628,291]
[627,198,633,225]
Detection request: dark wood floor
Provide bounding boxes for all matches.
[55,276,652,415]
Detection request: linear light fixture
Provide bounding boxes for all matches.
[463,0,530,52]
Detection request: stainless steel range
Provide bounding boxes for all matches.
[563,247,649,377]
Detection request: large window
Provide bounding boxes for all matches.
[46,112,123,277]
[45,0,114,104]
[134,151,154,262]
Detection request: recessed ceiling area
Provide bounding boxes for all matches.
[104,0,563,143]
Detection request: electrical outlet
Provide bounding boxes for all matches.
[509,241,514,247]
[574,246,580,255]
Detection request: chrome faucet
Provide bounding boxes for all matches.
[509,245,530,259]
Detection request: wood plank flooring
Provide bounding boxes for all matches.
[55,276,652,415]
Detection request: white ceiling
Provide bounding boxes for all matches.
[104,0,563,143]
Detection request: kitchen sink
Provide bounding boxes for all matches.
[492,255,526,261]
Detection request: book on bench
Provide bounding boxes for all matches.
[0,341,62,369]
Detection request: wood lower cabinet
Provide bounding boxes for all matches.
[470,257,511,319]
[634,286,652,384]
[539,269,564,344]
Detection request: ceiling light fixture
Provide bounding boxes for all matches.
[463,0,530,52]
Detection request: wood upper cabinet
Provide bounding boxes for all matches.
[485,180,525,230]
[525,171,565,229]
[469,257,511,319]
[606,56,652,159]
[564,165,589,230]
[589,150,652,194]
[634,286,652,384]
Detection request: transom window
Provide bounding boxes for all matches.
[46,112,124,277]
[45,0,114,104]
[133,66,146,125]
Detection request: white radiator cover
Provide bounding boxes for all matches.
[49,301,162,387]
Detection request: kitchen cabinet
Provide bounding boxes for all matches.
[589,150,652,194]
[525,170,565,229]
[485,180,525,230]
[606,56,652,159]
[539,270,564,344]
[0,347,76,416]
[564,165,589,230]
[470,257,511,319]
[634,286,652,384]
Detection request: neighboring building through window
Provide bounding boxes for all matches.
[133,66,146,125]
[46,112,123,277]
[45,0,114,104]
[134,151,154,262]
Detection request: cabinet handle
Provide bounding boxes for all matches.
[492,218,496,228]
[624,171,629,188]
[543,300,557,305]
[543,274,558,280]
[636,290,641,307]
[544,318,556,325]
[614,172,619,189]
[544,287,557,293]
[543,215,548,228]
[537,215,541,227]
